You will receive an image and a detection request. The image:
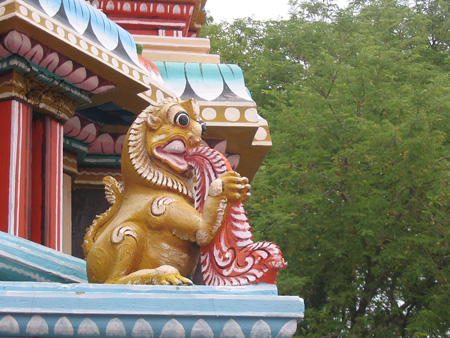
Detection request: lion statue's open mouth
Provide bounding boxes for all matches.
[154,139,189,172]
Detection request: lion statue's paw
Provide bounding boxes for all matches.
[145,265,193,286]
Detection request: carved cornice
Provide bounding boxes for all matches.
[0,28,120,120]
[0,30,117,95]
[0,68,79,121]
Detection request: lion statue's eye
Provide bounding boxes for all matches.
[200,121,207,136]
[174,111,190,127]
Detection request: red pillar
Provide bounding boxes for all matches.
[0,99,32,238]
[31,116,64,251]
[30,118,44,245]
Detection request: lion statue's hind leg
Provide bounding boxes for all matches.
[86,223,193,285]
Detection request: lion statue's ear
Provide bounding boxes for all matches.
[146,113,161,130]
[190,98,200,115]
[181,99,200,119]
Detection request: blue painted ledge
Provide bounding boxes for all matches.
[0,232,304,337]
[0,231,87,283]
[0,282,304,338]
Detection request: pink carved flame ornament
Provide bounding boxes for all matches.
[186,146,287,286]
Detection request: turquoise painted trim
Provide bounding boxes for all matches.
[154,62,254,102]
[82,155,121,165]
[0,282,304,338]
[64,136,89,154]
[218,64,254,100]
[155,62,187,98]
[0,231,87,283]
[0,282,303,317]
[63,137,121,167]
[185,63,224,101]
[24,0,141,68]
[1,281,281,296]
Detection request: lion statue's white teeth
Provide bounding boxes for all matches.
[154,140,189,172]
[163,140,186,154]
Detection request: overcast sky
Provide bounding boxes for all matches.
[204,0,290,21]
[204,0,348,22]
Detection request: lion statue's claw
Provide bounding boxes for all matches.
[150,265,193,286]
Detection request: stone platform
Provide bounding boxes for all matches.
[0,231,304,338]
[0,282,304,338]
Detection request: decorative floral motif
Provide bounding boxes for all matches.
[64,115,125,155]
[64,116,98,143]
[186,146,287,286]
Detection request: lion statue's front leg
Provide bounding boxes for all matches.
[85,172,249,285]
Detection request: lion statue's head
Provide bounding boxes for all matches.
[121,97,206,198]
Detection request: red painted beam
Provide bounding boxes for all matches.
[31,116,63,250]
[0,99,32,239]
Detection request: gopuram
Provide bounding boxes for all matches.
[0,0,304,337]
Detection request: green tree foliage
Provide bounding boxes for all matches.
[202,0,450,337]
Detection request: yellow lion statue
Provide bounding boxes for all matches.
[82,97,250,285]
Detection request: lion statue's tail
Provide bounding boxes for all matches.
[82,176,123,256]
[186,146,287,286]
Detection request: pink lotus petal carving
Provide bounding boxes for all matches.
[78,76,99,91]
[213,140,227,155]
[92,84,116,94]
[39,53,60,72]
[55,60,74,77]
[0,45,11,58]
[114,135,125,154]
[89,133,114,154]
[64,67,87,84]
[17,32,31,55]
[24,45,44,64]
[4,30,24,54]
[78,123,97,144]
[0,30,115,95]
[64,116,81,137]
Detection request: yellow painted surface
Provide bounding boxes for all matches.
[136,35,220,63]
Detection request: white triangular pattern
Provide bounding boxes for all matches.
[275,320,298,338]
[106,318,126,337]
[250,320,271,338]
[54,316,74,336]
[78,318,100,336]
[160,319,185,338]
[0,315,20,335]
[132,319,154,338]
[26,315,49,335]
[191,319,214,338]
[220,319,244,338]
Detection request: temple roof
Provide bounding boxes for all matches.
[0,0,272,182]
[94,0,207,37]
[155,62,253,102]
[22,0,142,67]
